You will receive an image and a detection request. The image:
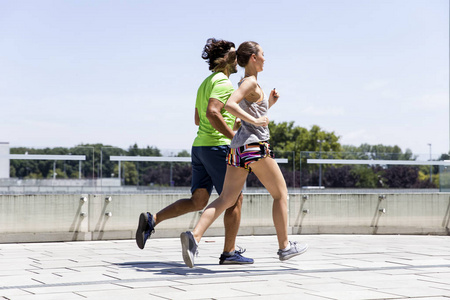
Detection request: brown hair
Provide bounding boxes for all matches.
[236,41,259,67]
[202,38,236,71]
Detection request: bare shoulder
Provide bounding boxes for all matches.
[238,76,257,93]
[240,76,257,87]
[240,76,261,102]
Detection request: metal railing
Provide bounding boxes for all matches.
[2,147,445,194]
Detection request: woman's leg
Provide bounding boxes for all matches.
[250,157,289,250]
[192,166,248,243]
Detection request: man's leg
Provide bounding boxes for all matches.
[219,187,253,265]
[223,192,243,253]
[154,188,209,225]
[136,189,210,250]
[136,146,213,249]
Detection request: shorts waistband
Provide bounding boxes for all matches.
[238,141,268,152]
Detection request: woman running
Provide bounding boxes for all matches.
[180,41,308,268]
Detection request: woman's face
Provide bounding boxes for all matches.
[254,45,265,72]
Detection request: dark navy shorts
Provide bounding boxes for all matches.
[191,145,228,195]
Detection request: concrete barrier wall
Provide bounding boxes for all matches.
[0,193,449,243]
[290,193,450,235]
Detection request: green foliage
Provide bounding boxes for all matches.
[127,144,161,156]
[342,144,416,160]
[10,143,160,183]
[46,168,67,179]
[319,146,436,188]
[177,150,191,157]
[8,125,447,189]
[114,162,138,185]
[418,171,439,187]
[351,166,380,188]
[268,121,341,170]
[9,165,16,177]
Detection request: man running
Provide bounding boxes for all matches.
[136,38,253,265]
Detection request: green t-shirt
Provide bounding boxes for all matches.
[193,72,236,146]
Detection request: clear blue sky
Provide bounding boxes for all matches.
[1,0,448,159]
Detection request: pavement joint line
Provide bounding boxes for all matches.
[2,263,450,291]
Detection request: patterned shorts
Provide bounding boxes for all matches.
[226,141,274,173]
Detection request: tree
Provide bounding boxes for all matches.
[114,162,138,185]
[382,166,418,188]
[269,122,341,163]
[9,143,162,185]
[351,166,382,188]
[177,150,191,157]
[267,122,342,187]
[323,166,358,187]
[342,144,416,160]
[334,144,425,188]
[171,164,192,186]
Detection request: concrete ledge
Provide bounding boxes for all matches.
[0,193,449,243]
[292,225,450,235]
[0,232,92,243]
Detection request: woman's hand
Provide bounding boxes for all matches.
[253,116,269,127]
[233,118,242,131]
[269,88,280,108]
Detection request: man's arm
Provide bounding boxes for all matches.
[206,98,235,140]
[195,108,200,126]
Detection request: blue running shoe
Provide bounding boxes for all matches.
[219,247,254,265]
[136,212,155,249]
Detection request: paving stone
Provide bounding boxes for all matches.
[306,289,402,300]
[1,235,450,299]
[6,292,85,299]
[22,283,127,295]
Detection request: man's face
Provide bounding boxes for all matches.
[227,47,238,74]
[229,59,238,74]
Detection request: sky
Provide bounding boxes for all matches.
[1,0,448,159]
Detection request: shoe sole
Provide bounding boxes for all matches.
[180,232,194,268]
[279,244,309,261]
[220,260,254,265]
[136,213,149,250]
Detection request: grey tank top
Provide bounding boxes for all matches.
[229,78,270,148]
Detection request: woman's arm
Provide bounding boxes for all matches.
[268,88,280,108]
[225,78,269,127]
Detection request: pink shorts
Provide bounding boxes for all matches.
[226,141,274,173]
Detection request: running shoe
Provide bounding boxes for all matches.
[219,247,254,265]
[136,212,155,249]
[180,231,198,268]
[277,241,308,261]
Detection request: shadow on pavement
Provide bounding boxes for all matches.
[114,261,298,276]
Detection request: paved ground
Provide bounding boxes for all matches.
[1,234,450,300]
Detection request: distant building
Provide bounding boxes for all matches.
[0,142,9,178]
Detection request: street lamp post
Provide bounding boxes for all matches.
[317,140,324,187]
[170,152,174,187]
[428,143,432,183]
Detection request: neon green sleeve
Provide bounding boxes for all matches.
[210,78,234,105]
